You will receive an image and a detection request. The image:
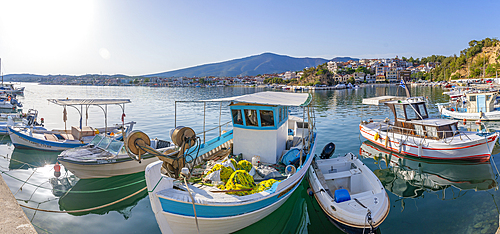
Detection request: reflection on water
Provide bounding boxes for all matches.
[360,140,499,233]
[0,84,500,233]
[56,172,147,219]
[361,140,497,198]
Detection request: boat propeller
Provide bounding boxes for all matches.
[125,127,197,179]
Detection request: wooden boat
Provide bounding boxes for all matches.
[360,95,499,161]
[438,91,500,120]
[308,149,390,234]
[8,99,131,151]
[128,91,316,234]
[58,132,171,179]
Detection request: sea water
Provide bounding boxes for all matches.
[0,83,498,234]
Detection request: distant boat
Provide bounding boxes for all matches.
[438,91,500,120]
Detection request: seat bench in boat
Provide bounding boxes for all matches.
[323,168,361,180]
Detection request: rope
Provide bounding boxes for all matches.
[184,177,200,234]
[0,170,145,193]
[19,186,147,213]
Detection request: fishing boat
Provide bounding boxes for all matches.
[438,91,500,120]
[360,140,497,200]
[308,144,390,234]
[0,94,22,109]
[0,109,45,135]
[58,132,171,179]
[360,84,499,161]
[8,99,131,151]
[126,91,316,234]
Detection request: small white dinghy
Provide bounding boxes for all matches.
[308,145,390,234]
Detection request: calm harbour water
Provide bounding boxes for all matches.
[1,83,499,234]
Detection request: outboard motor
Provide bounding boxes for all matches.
[320,142,335,159]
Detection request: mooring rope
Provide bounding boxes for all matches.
[0,169,145,193]
[18,186,147,213]
[184,177,200,234]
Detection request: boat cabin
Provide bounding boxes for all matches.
[465,91,497,113]
[385,98,458,139]
[230,102,309,164]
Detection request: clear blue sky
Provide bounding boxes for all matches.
[0,0,498,76]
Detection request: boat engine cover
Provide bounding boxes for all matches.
[320,142,335,159]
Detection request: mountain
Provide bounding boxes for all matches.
[147,53,357,78]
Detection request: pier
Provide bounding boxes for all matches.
[0,176,36,233]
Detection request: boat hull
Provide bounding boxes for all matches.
[439,106,500,120]
[8,127,85,151]
[59,155,158,179]
[359,124,498,161]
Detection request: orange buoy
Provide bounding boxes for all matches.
[463,119,466,125]
[54,162,61,172]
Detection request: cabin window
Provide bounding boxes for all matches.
[404,104,419,120]
[232,109,243,125]
[244,109,259,126]
[425,126,438,138]
[417,103,428,117]
[486,95,491,101]
[470,96,476,102]
[260,110,275,127]
[415,125,425,136]
[394,105,405,119]
[451,124,458,134]
[279,108,283,122]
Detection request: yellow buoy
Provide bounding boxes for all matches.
[384,136,389,148]
[374,132,380,141]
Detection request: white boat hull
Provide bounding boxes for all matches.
[59,156,158,179]
[360,123,498,161]
[439,106,500,120]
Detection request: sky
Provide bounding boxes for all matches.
[0,0,499,76]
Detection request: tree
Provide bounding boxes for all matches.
[347,77,355,84]
[144,78,150,83]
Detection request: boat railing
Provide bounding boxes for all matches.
[195,120,232,142]
[368,120,477,142]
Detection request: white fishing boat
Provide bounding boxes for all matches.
[58,132,171,179]
[360,82,499,161]
[127,91,316,234]
[308,145,390,234]
[0,83,25,95]
[438,91,500,120]
[8,99,131,151]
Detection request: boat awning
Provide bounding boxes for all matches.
[47,99,131,106]
[362,96,405,105]
[197,91,312,106]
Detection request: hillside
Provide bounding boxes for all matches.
[146,53,356,78]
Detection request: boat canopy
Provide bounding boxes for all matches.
[197,91,311,106]
[47,99,131,106]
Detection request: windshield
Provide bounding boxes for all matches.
[97,136,112,149]
[107,140,123,155]
[90,134,104,145]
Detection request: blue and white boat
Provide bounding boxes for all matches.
[128,91,316,234]
[8,99,131,151]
